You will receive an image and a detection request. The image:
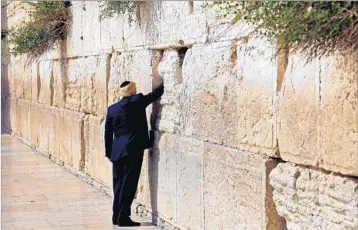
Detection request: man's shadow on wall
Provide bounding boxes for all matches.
[148,83,163,226]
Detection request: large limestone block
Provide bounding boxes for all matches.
[203,144,285,230]
[85,115,112,187]
[122,2,160,48]
[159,1,207,45]
[278,53,358,176]
[66,2,83,56]
[151,133,177,222]
[155,50,183,134]
[29,103,40,146]
[177,137,203,230]
[37,104,51,151]
[99,11,124,51]
[6,97,21,136]
[17,99,31,141]
[35,105,59,154]
[65,55,109,116]
[179,41,239,147]
[34,104,85,170]
[52,60,68,108]
[31,62,39,102]
[65,58,82,111]
[56,108,86,170]
[136,133,178,222]
[278,55,319,166]
[38,60,53,105]
[135,149,151,208]
[135,134,204,229]
[82,2,101,53]
[270,163,358,230]
[48,107,59,158]
[23,65,32,101]
[108,51,152,106]
[8,56,26,99]
[237,38,277,156]
[319,53,358,176]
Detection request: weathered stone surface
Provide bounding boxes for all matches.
[149,133,177,222]
[179,42,238,148]
[82,2,101,53]
[159,1,207,45]
[99,10,124,52]
[319,53,358,176]
[65,58,81,111]
[38,60,53,105]
[65,55,109,116]
[278,54,319,164]
[31,62,39,102]
[177,40,276,154]
[52,60,67,108]
[136,134,203,229]
[31,103,85,170]
[155,50,182,134]
[17,99,31,141]
[108,51,152,106]
[278,53,358,176]
[122,2,160,49]
[85,115,112,187]
[36,103,51,152]
[237,38,277,156]
[29,103,40,146]
[23,65,32,101]
[270,163,358,230]
[47,107,59,158]
[177,137,203,230]
[203,143,285,230]
[8,56,25,99]
[66,2,83,56]
[56,108,85,170]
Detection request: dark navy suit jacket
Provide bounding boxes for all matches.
[104,84,164,162]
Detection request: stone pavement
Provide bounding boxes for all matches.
[1,133,159,230]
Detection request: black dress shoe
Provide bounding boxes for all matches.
[118,218,141,227]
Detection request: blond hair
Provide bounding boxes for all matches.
[119,81,137,98]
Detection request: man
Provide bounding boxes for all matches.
[104,73,164,227]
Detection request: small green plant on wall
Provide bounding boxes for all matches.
[5,1,71,58]
[100,1,139,24]
[205,1,358,60]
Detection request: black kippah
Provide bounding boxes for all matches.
[120,81,131,88]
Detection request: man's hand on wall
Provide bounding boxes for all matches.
[153,71,163,87]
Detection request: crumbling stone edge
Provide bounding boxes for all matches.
[2,127,181,230]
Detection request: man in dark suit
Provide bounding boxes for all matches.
[104,73,164,227]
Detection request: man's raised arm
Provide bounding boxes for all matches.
[142,72,164,107]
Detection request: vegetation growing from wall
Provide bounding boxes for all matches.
[5,1,71,58]
[100,1,139,24]
[206,1,358,60]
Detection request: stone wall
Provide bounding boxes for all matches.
[2,2,357,230]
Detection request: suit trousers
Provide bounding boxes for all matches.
[112,151,144,222]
